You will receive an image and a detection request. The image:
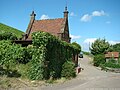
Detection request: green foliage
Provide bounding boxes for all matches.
[0,41,17,70]
[0,31,79,80]
[90,38,110,55]
[0,23,23,38]
[72,42,81,53]
[0,32,17,40]
[61,61,76,79]
[0,40,32,77]
[93,54,105,67]
[108,43,120,56]
[31,31,78,80]
[101,62,120,69]
[82,51,90,55]
[27,46,46,80]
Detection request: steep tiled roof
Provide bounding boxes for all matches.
[27,18,65,39]
[105,52,119,58]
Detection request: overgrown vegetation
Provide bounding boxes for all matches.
[61,61,76,79]
[93,54,105,67]
[72,42,81,53]
[0,32,17,40]
[108,43,120,55]
[30,31,79,80]
[0,31,79,82]
[100,59,120,71]
[90,38,120,70]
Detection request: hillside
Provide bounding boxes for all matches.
[0,23,24,38]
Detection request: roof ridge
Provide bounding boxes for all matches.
[35,18,64,21]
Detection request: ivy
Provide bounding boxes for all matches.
[31,31,79,79]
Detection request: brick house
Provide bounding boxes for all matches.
[14,7,79,66]
[22,7,71,43]
[105,52,119,62]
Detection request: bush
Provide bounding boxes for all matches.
[61,61,76,79]
[0,32,17,40]
[93,54,105,67]
[0,40,33,77]
[0,31,79,80]
[101,60,120,69]
[27,46,46,80]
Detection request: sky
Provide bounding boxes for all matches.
[0,0,120,51]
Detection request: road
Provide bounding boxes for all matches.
[38,55,120,90]
[16,55,120,90]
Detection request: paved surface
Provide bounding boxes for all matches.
[16,55,120,90]
[38,55,120,90]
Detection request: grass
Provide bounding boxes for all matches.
[0,76,46,90]
[0,76,11,89]
[0,76,67,90]
[0,23,24,38]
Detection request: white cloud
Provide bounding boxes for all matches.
[109,41,120,45]
[80,14,91,22]
[92,10,106,16]
[82,38,120,51]
[81,10,107,22]
[106,21,111,24]
[82,38,97,51]
[40,14,50,20]
[83,38,97,44]
[70,12,76,16]
[70,34,81,39]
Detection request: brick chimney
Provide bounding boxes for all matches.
[25,11,36,39]
[30,11,36,21]
[63,6,69,19]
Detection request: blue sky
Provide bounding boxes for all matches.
[0,0,120,51]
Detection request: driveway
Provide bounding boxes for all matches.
[16,55,120,90]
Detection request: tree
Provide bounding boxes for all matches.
[72,42,81,53]
[90,38,110,55]
[108,43,120,52]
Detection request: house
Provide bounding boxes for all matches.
[105,52,119,62]
[22,6,71,43]
[14,7,79,67]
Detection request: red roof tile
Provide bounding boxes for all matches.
[105,52,119,58]
[27,18,65,39]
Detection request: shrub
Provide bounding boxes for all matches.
[93,54,105,67]
[0,41,17,70]
[27,46,46,80]
[0,40,33,77]
[101,60,120,69]
[0,32,17,40]
[61,61,76,79]
[105,63,120,68]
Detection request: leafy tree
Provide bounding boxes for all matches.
[72,42,81,53]
[109,43,120,53]
[90,38,110,55]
